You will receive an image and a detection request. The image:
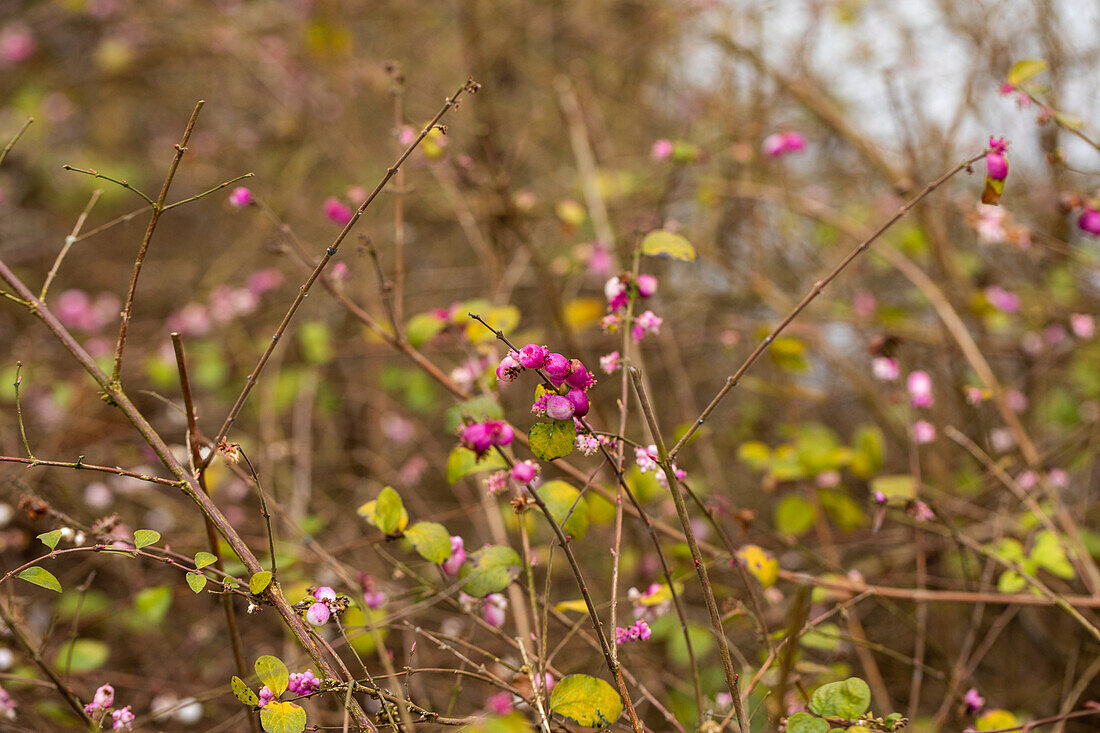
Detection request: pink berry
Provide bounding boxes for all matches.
[544,353,574,385]
[460,423,494,456]
[636,274,658,298]
[565,388,590,418]
[491,421,514,447]
[511,460,538,484]
[1078,208,1100,235]
[314,586,336,602]
[564,360,594,390]
[441,536,466,576]
[306,602,330,626]
[650,139,673,160]
[986,152,1009,181]
[496,354,523,382]
[323,197,353,226]
[545,394,575,421]
[517,344,550,370]
[228,186,252,207]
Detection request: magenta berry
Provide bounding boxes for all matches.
[306,601,331,626]
[565,388,590,417]
[544,353,574,385]
[986,152,1008,181]
[1079,208,1100,235]
[441,536,466,576]
[511,460,539,484]
[517,343,550,369]
[496,354,522,382]
[545,394,575,421]
[564,360,594,390]
[228,186,252,207]
[460,423,494,456]
[491,421,514,447]
[636,274,658,298]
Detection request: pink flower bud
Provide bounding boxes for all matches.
[516,344,550,370]
[544,353,575,385]
[636,274,658,298]
[545,394,575,421]
[306,602,330,626]
[650,139,673,160]
[228,187,252,207]
[907,370,934,408]
[93,684,114,709]
[496,354,523,382]
[441,536,466,576]
[912,420,937,444]
[314,586,336,602]
[565,388,590,418]
[1078,208,1100,235]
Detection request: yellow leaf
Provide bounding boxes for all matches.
[737,544,779,588]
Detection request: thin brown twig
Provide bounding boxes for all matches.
[41,189,102,300]
[629,366,750,733]
[0,117,32,168]
[111,100,205,383]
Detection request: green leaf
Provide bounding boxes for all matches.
[463,712,536,733]
[194,551,217,569]
[231,675,259,706]
[250,571,273,595]
[536,480,589,540]
[297,321,333,364]
[549,674,623,728]
[775,494,816,536]
[1031,530,1075,579]
[133,585,172,624]
[357,498,410,532]
[1007,58,1047,86]
[819,489,866,530]
[406,312,447,348]
[977,710,1020,731]
[849,425,884,478]
[997,569,1026,593]
[255,655,289,697]
[459,545,522,597]
[405,522,452,564]
[445,446,507,484]
[260,700,307,733]
[54,639,109,672]
[641,229,696,261]
[809,677,871,719]
[37,530,63,550]
[18,567,61,593]
[134,529,161,549]
[736,441,771,471]
[1053,111,1084,131]
[528,420,575,461]
[186,573,208,593]
[465,305,521,345]
[374,487,405,535]
[786,712,829,733]
[869,474,916,501]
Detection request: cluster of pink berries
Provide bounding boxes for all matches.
[304,585,346,627]
[628,583,671,621]
[614,619,652,644]
[84,684,134,731]
[497,344,597,424]
[459,420,514,459]
[288,670,321,697]
[441,535,466,575]
[601,274,663,341]
[635,444,686,488]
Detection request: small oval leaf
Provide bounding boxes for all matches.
[641,229,696,261]
[549,674,623,728]
[786,712,829,733]
[186,573,208,594]
[459,545,522,597]
[405,522,452,564]
[54,638,109,672]
[255,655,289,697]
[250,571,273,595]
[134,529,161,549]
[260,700,307,733]
[194,551,218,569]
[18,566,62,593]
[37,530,63,550]
[231,675,259,707]
[537,480,589,540]
[528,420,575,462]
